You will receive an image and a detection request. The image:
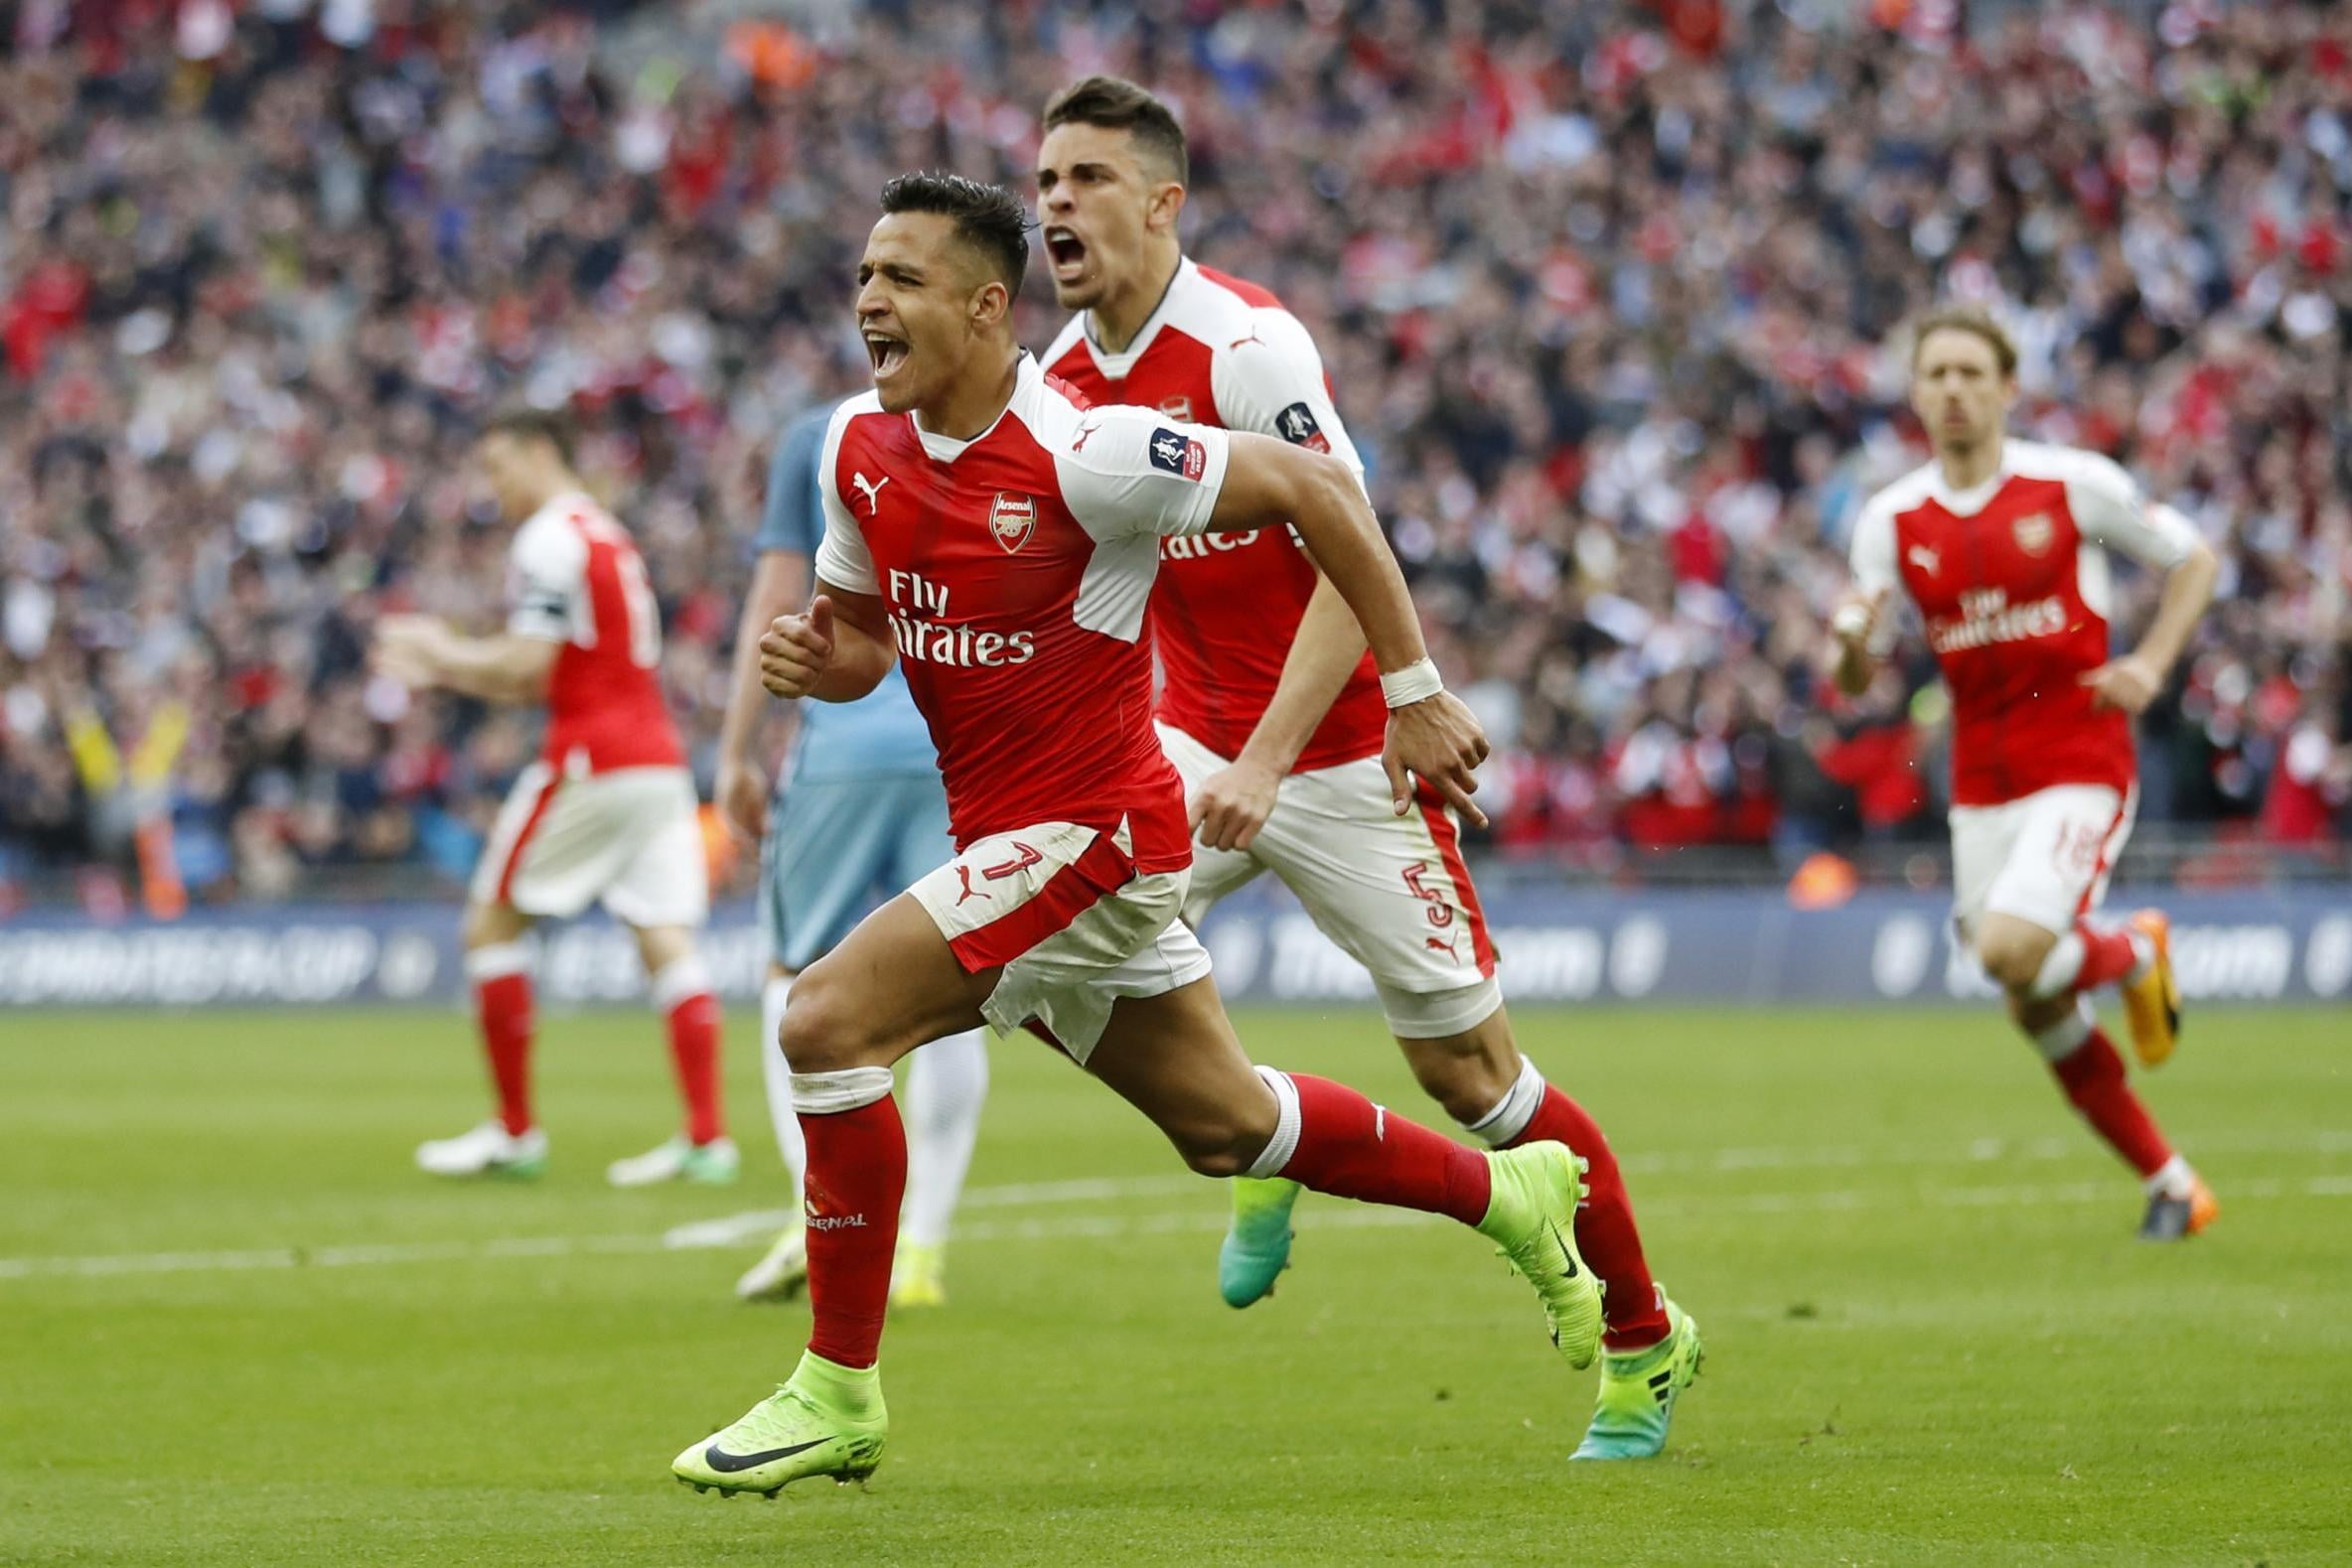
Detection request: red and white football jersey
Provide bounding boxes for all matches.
[1044,257,1387,773]
[1849,441,2199,807]
[810,356,1233,873]
[505,492,685,774]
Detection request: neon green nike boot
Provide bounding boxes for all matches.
[672,1353,886,1497]
[1479,1141,1605,1369]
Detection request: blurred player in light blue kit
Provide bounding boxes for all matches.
[714,399,989,1306]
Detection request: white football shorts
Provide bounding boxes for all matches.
[470,762,709,928]
[1949,783,2135,939]
[909,814,1211,1064]
[1157,721,1501,1038]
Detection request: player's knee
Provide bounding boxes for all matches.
[776,963,875,1074]
[462,901,526,952]
[1976,929,2047,993]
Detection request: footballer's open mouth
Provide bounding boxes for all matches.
[1043,225,1088,283]
[865,330,910,379]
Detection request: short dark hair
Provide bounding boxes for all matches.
[1042,75,1189,186]
[479,406,576,468]
[1910,305,2018,376]
[879,171,1030,295]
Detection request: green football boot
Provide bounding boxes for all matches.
[607,1134,740,1189]
[1571,1295,1703,1460]
[672,1353,887,1497]
[1479,1141,1606,1369]
[1218,1175,1302,1308]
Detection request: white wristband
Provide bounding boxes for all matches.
[1380,657,1444,709]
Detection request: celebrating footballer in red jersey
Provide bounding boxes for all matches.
[670,172,1613,1499]
[1033,76,1697,1460]
[1833,306,2223,1242]
[372,411,731,1191]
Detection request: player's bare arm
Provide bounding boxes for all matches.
[759,582,892,703]
[1191,574,1365,851]
[2082,538,2219,715]
[1208,433,1488,824]
[717,549,811,842]
[372,615,558,705]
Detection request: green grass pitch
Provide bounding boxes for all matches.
[3,1004,2347,1566]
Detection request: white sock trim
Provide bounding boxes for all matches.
[2027,932,2086,1001]
[2125,929,2156,986]
[2145,1153,2195,1200]
[649,953,714,1014]
[2029,997,2096,1062]
[1244,1066,1302,1181]
[790,1066,895,1115]
[1464,1057,1544,1147]
[464,941,533,982]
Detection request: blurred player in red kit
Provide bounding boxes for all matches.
[375,411,731,1189]
[1833,307,2221,1241]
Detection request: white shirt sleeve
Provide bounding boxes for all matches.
[505,511,587,643]
[809,405,881,595]
[1845,494,1906,656]
[2062,453,2200,570]
[1052,404,1233,541]
[1210,309,1366,485]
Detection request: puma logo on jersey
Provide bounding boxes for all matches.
[851,472,890,514]
[1071,421,1102,453]
[1907,544,1941,577]
[955,864,988,906]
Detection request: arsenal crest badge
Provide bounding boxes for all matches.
[989,492,1036,554]
[2012,511,2055,555]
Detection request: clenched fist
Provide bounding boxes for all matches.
[760,596,836,700]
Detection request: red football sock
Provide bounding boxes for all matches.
[2050,1029,2173,1179]
[1277,1073,1491,1226]
[474,971,534,1136]
[800,1096,906,1369]
[1509,1086,1669,1352]
[664,992,726,1145]
[2071,923,2140,992]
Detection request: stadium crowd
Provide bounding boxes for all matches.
[2,0,2348,906]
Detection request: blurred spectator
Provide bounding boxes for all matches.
[1,0,2347,907]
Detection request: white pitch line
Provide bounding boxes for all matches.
[2,1174,2346,1284]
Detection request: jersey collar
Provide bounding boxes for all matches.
[910,353,1041,464]
[1080,255,1194,377]
[1929,439,2014,517]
